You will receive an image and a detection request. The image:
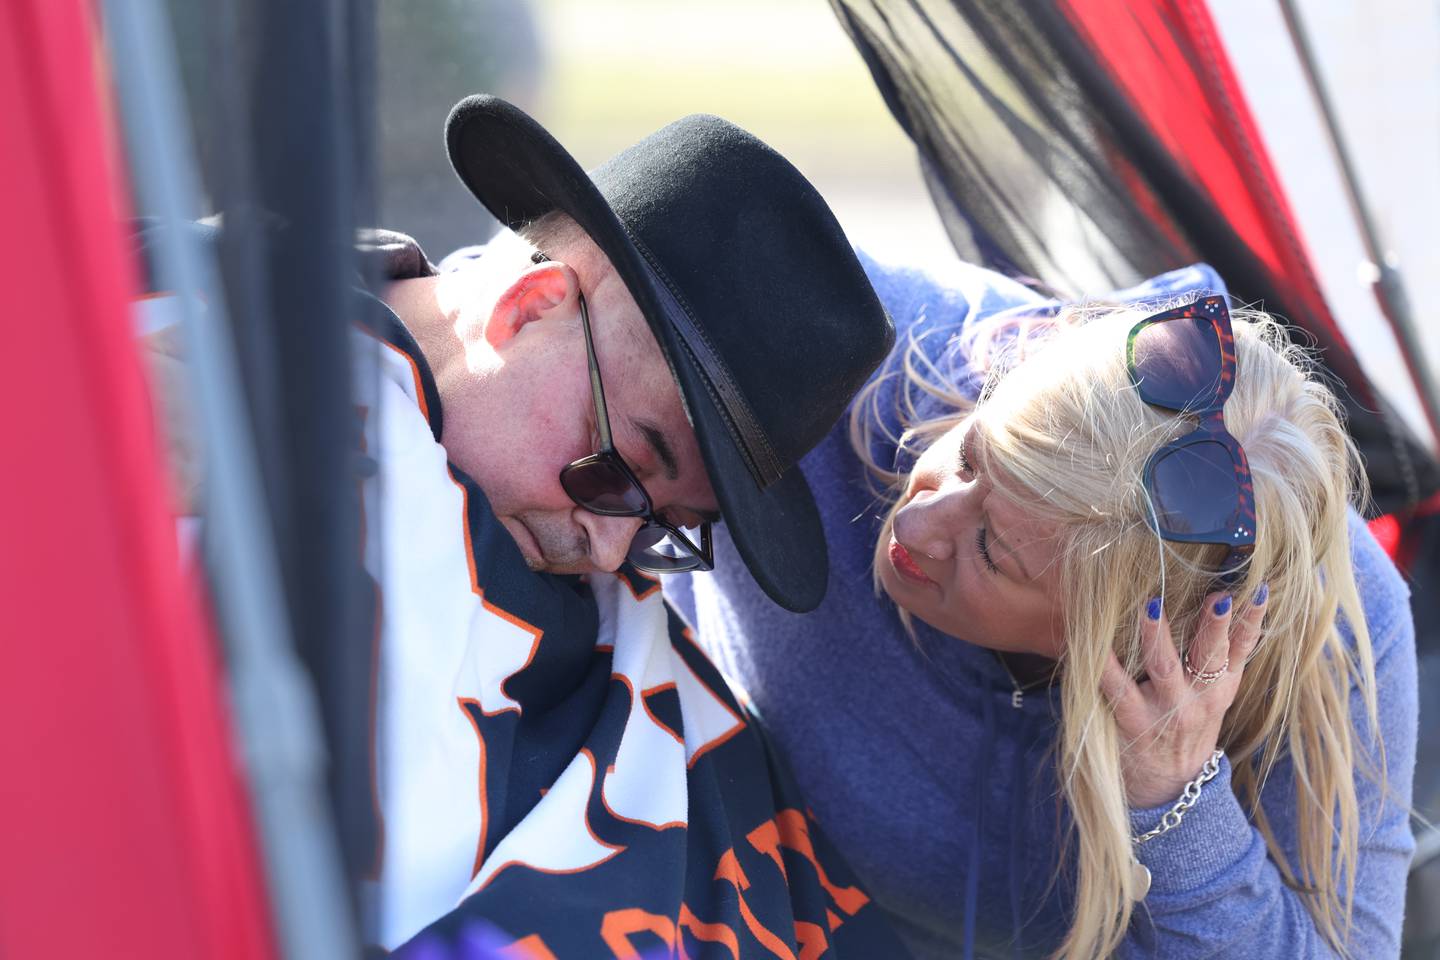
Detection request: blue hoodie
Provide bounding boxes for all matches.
[668,252,1417,959]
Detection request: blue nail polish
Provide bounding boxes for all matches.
[1146,597,1162,621]
[1214,594,1233,616]
[1254,583,1269,606]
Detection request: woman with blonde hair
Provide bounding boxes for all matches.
[672,258,1416,958]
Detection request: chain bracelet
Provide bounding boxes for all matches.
[1131,750,1225,845]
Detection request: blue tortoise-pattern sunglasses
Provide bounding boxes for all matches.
[1125,295,1255,582]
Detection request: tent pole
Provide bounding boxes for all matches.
[103,0,359,955]
[1276,0,1440,456]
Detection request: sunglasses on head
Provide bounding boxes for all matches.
[552,274,714,575]
[1126,295,1255,582]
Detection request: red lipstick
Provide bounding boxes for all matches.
[888,538,935,586]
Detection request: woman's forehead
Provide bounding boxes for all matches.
[968,422,1066,581]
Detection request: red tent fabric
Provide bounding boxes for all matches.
[1056,0,1362,396]
[0,1,274,956]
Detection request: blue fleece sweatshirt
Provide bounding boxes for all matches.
[667,253,1418,959]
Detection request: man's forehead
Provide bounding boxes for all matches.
[585,261,662,362]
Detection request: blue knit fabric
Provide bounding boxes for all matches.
[667,252,1418,959]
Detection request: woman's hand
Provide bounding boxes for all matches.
[1101,586,1269,809]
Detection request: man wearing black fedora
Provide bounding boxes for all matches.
[348,96,909,956]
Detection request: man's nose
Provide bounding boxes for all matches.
[892,487,964,562]
[576,511,645,572]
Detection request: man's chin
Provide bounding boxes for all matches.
[498,515,547,570]
[532,555,601,576]
[498,515,593,574]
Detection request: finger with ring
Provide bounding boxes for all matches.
[1183,657,1228,685]
[1183,591,1233,687]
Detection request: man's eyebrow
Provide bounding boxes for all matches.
[629,416,679,482]
[626,416,719,525]
[983,508,1036,581]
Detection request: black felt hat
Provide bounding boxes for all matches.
[445,95,892,612]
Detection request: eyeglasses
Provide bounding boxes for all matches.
[558,287,714,575]
[1126,295,1255,582]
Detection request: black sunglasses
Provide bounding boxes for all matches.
[1126,295,1255,582]
[556,282,714,575]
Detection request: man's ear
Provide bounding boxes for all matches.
[485,261,580,349]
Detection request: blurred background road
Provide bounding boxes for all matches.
[369,0,951,268]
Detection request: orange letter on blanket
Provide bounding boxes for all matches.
[747,810,870,917]
[601,908,676,958]
[794,921,829,960]
[677,904,740,960]
[715,851,796,960]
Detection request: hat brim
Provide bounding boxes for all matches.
[446,95,827,612]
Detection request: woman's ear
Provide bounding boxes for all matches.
[485,260,580,349]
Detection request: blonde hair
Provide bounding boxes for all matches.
[851,303,1382,958]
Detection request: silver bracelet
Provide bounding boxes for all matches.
[1131,750,1225,845]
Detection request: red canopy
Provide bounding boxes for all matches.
[0,1,274,956]
[1057,0,1354,393]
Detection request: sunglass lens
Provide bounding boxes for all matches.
[561,458,648,515]
[1132,317,1223,410]
[627,524,701,572]
[1150,440,1239,536]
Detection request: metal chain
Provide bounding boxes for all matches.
[1131,750,1225,845]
